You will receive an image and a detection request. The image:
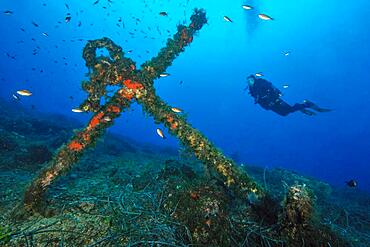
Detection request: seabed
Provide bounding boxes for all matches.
[0,99,369,246]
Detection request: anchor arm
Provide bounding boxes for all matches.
[22,93,133,215]
[139,88,263,199]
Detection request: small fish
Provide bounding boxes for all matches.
[101,59,111,66]
[242,5,253,10]
[20,27,25,32]
[71,108,84,113]
[171,107,182,113]
[255,72,263,77]
[284,51,291,56]
[258,13,274,21]
[17,89,32,96]
[159,11,168,16]
[78,21,82,27]
[205,219,211,227]
[42,32,48,37]
[32,21,39,27]
[3,10,13,15]
[103,116,112,122]
[93,0,100,5]
[156,128,166,139]
[282,85,289,89]
[12,94,20,101]
[65,15,71,23]
[345,180,357,188]
[6,53,16,60]
[65,3,70,9]
[223,16,233,23]
[159,73,170,77]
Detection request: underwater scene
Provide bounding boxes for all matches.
[1,0,369,246]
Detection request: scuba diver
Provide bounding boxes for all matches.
[246,75,331,116]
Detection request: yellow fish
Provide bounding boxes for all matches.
[171,107,182,113]
[16,89,32,96]
[258,14,274,21]
[156,128,166,139]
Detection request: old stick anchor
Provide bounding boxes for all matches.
[22,9,263,215]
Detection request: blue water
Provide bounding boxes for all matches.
[1,0,370,192]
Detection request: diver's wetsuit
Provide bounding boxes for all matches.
[247,75,329,116]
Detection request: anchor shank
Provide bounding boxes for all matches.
[140,8,207,82]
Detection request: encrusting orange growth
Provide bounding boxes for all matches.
[82,132,90,142]
[123,79,143,90]
[181,29,189,40]
[107,105,120,114]
[166,115,178,130]
[116,75,123,82]
[171,121,178,130]
[166,115,174,123]
[179,28,193,47]
[118,89,134,100]
[68,141,84,151]
[88,112,104,129]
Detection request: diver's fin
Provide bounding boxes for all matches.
[303,100,332,113]
[300,109,316,116]
[311,106,332,112]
